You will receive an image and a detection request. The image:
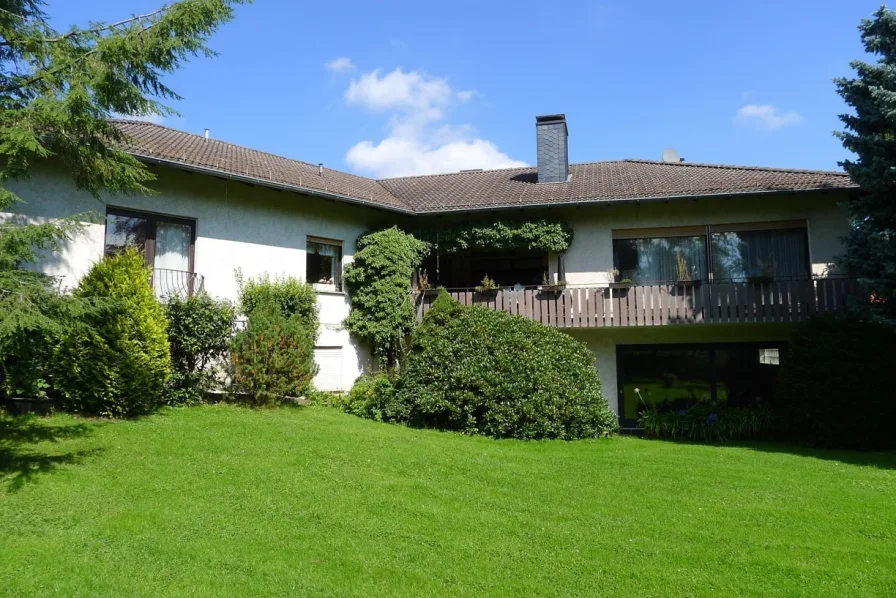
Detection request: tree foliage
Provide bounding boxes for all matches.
[343,227,429,368]
[835,6,896,325]
[0,0,245,383]
[54,250,171,416]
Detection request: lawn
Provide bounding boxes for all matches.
[1,406,894,597]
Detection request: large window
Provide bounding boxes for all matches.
[104,208,195,274]
[612,223,809,284]
[711,227,809,281]
[617,343,785,424]
[306,238,343,291]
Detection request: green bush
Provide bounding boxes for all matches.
[777,317,896,450]
[387,291,617,439]
[229,301,317,407]
[343,227,429,368]
[344,373,400,421]
[236,270,318,335]
[639,401,773,442]
[164,292,236,405]
[54,249,171,417]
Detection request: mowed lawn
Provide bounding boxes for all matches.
[1,406,894,597]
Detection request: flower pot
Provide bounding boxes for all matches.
[3,396,59,416]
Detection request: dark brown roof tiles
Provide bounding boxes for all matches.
[112,120,856,214]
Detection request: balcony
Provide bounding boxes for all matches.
[152,268,205,299]
[415,277,863,328]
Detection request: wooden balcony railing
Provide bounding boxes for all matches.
[152,268,205,299]
[415,278,863,328]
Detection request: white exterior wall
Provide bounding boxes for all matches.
[3,163,398,391]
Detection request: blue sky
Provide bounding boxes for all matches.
[52,0,882,177]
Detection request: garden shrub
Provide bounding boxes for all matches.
[777,317,896,450]
[236,270,318,335]
[343,373,400,422]
[164,292,236,405]
[388,291,617,439]
[638,401,773,442]
[343,227,429,368]
[229,300,317,407]
[54,249,170,417]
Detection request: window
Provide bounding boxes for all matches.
[612,222,809,284]
[710,227,809,281]
[104,208,195,272]
[617,343,786,425]
[307,238,342,291]
[613,235,707,283]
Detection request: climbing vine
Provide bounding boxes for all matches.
[416,219,573,254]
[343,227,430,369]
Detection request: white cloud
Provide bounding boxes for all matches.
[325,57,355,72]
[343,68,525,177]
[735,104,803,130]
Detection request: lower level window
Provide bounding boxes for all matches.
[617,343,785,423]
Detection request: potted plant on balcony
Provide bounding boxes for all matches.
[606,268,634,291]
[538,272,567,294]
[475,274,500,295]
[415,269,438,295]
[675,255,700,288]
[746,259,776,285]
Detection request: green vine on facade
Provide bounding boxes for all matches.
[343,227,430,369]
[415,219,574,254]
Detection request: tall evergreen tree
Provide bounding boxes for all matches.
[835,6,896,326]
[0,0,245,393]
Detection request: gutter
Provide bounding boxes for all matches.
[132,152,855,218]
[130,152,416,216]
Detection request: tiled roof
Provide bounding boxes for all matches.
[112,120,856,215]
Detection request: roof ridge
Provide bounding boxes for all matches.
[620,158,849,177]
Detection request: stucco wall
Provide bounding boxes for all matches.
[3,163,400,391]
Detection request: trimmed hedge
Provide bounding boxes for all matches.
[54,249,170,417]
[391,291,617,439]
[236,271,318,335]
[777,317,896,450]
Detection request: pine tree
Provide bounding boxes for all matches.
[0,0,245,394]
[835,6,896,326]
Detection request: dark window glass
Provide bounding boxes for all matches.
[618,344,785,423]
[613,236,706,283]
[307,240,342,289]
[104,213,149,257]
[711,228,808,281]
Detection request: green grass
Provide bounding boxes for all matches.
[1,405,895,597]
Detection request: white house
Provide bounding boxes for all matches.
[3,115,858,424]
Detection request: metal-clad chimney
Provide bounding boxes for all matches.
[535,114,569,183]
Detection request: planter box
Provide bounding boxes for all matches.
[675,280,701,288]
[3,396,59,416]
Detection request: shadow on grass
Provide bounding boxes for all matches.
[642,436,896,470]
[0,413,104,492]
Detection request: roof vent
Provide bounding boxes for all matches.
[204,128,210,141]
[536,114,569,183]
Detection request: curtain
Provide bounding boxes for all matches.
[614,236,706,283]
[711,229,808,280]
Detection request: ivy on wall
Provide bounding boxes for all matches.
[343,227,430,369]
[415,219,574,255]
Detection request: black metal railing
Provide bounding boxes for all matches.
[152,269,205,299]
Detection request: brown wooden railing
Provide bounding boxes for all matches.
[152,268,205,299]
[415,278,863,328]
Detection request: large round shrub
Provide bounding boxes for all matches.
[777,316,896,450]
[54,249,171,417]
[393,291,617,439]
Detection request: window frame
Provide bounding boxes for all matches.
[306,236,344,292]
[104,207,196,273]
[611,221,811,284]
[615,341,788,427]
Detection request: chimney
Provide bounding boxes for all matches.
[204,128,210,141]
[535,114,569,183]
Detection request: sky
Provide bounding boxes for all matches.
[50,0,884,178]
